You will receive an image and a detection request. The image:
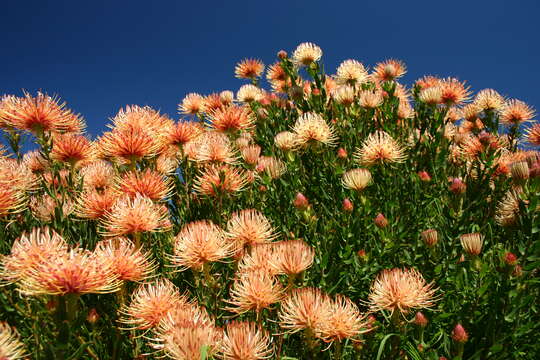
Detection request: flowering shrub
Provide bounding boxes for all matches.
[0,42,539,360]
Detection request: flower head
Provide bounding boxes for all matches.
[226,209,278,253]
[292,42,322,67]
[317,295,371,343]
[372,59,407,81]
[51,133,94,165]
[278,287,331,334]
[226,270,283,314]
[359,90,384,108]
[79,160,116,191]
[115,169,173,201]
[474,89,505,111]
[274,131,299,151]
[335,60,368,85]
[221,321,273,360]
[209,105,254,133]
[95,238,156,281]
[354,131,406,166]
[75,189,118,220]
[237,85,264,103]
[179,93,205,115]
[235,59,265,79]
[0,322,27,360]
[439,78,471,105]
[193,165,247,196]
[257,156,286,179]
[292,112,337,147]
[167,120,202,148]
[342,168,372,191]
[460,233,484,256]
[269,240,314,276]
[500,99,535,125]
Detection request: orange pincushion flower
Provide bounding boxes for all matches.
[193,165,247,196]
[415,75,441,90]
[0,92,84,134]
[354,131,407,166]
[179,93,205,115]
[51,133,94,165]
[221,321,273,360]
[237,84,264,103]
[100,194,171,237]
[499,99,535,125]
[110,105,173,138]
[0,322,27,360]
[220,90,235,105]
[18,248,121,296]
[292,42,322,67]
[226,270,283,314]
[269,240,315,276]
[95,238,156,281]
[171,220,233,271]
[29,194,74,222]
[372,59,407,81]
[168,120,202,148]
[266,62,287,83]
[226,209,278,253]
[439,78,471,105]
[495,190,521,227]
[0,185,26,217]
[0,158,36,191]
[460,233,484,256]
[342,169,372,192]
[237,243,278,275]
[332,85,356,106]
[335,59,369,85]
[209,105,254,132]
[257,156,286,179]
[526,123,540,146]
[115,169,173,201]
[235,59,265,79]
[99,125,161,163]
[187,131,238,164]
[474,89,505,111]
[75,189,118,220]
[79,160,116,191]
[0,227,67,284]
[22,150,48,173]
[317,295,371,343]
[274,131,299,151]
[418,86,443,105]
[278,287,331,334]
[359,90,384,109]
[241,145,261,166]
[120,278,186,330]
[292,112,337,147]
[368,268,439,315]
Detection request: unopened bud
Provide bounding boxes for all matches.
[342,198,354,212]
[414,312,428,327]
[337,148,348,159]
[418,171,431,182]
[449,178,466,194]
[258,185,267,192]
[421,229,438,247]
[357,249,366,259]
[374,213,388,228]
[451,323,468,343]
[277,50,288,59]
[312,88,321,96]
[510,161,529,181]
[504,252,518,266]
[46,299,57,312]
[87,308,99,324]
[512,264,523,277]
[293,192,309,210]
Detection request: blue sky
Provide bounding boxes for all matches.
[1,0,539,137]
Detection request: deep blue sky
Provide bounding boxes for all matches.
[1,0,539,137]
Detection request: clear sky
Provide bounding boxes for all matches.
[1,0,539,137]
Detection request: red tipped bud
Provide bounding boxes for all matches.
[421,229,438,247]
[504,252,518,266]
[452,323,468,343]
[342,198,354,212]
[87,308,99,324]
[337,148,348,159]
[312,88,321,96]
[374,213,388,228]
[512,264,523,277]
[293,192,309,210]
[449,178,466,194]
[357,249,366,259]
[258,185,267,192]
[414,311,428,327]
[277,50,288,59]
[418,170,431,182]
[46,299,57,312]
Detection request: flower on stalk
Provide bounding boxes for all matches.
[115,169,173,201]
[335,59,368,85]
[292,42,322,67]
[342,168,372,191]
[317,295,371,343]
[354,131,406,166]
[209,105,254,133]
[22,150,48,173]
[220,90,235,105]
[495,190,522,227]
[499,99,535,125]
[18,248,121,296]
[241,144,261,166]
[167,120,202,148]
[186,131,238,164]
[226,209,278,254]
[193,164,247,196]
[178,93,205,115]
[0,92,84,134]
[171,220,233,271]
[226,270,283,314]
[98,125,161,163]
[221,321,273,360]
[0,322,27,360]
[414,312,428,327]
[75,189,118,220]
[257,156,287,179]
[120,278,187,330]
[359,90,384,109]
[237,243,278,275]
[100,194,171,237]
[278,287,331,335]
[332,85,356,106]
[342,198,354,212]
[0,227,67,284]
[292,112,337,147]
[29,194,75,222]
[269,240,315,276]
[374,213,388,228]
[274,131,299,151]
[418,86,443,105]
[0,185,26,218]
[79,160,116,191]
[439,78,471,106]
[0,158,37,191]
[510,161,529,181]
[95,238,156,281]
[451,323,468,343]
[50,133,94,166]
[526,123,540,146]
[237,84,264,103]
[235,59,265,80]
[473,89,505,111]
[421,229,438,247]
[368,268,439,316]
[372,59,407,82]
[459,233,484,256]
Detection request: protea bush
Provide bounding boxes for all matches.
[0,42,539,360]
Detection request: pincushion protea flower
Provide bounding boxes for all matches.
[100,194,171,237]
[332,85,356,106]
[221,321,273,360]
[171,220,233,271]
[526,123,540,146]
[241,145,261,166]
[237,84,264,103]
[120,278,187,330]
[292,42,322,67]
[269,240,314,276]
[167,120,202,148]
[18,248,121,296]
[278,287,331,335]
[22,150,48,173]
[359,90,384,109]
[187,131,238,164]
[418,86,443,105]
[274,131,299,151]
[317,295,371,343]
[226,270,283,314]
[115,169,173,201]
[0,322,27,360]
[257,156,286,179]
[354,131,406,166]
[342,168,372,191]
[95,238,156,281]
[372,59,407,82]
[51,133,94,165]
[0,92,84,134]
[460,233,484,256]
[474,89,505,111]
[439,78,471,105]
[499,99,535,125]
[226,209,278,253]
[75,189,118,220]
[209,105,254,132]
[235,58,265,79]
[237,243,278,275]
[292,112,337,147]
[0,227,67,284]
[98,125,161,163]
[335,59,368,85]
[0,158,36,191]
[193,165,247,196]
[0,185,26,217]
[79,160,116,191]
[368,268,439,316]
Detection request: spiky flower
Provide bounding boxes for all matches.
[368,268,438,315]
[342,168,372,191]
[186,131,238,164]
[335,59,368,85]
[235,59,265,79]
[317,295,371,343]
[209,105,254,132]
[79,160,116,191]
[418,87,443,105]
[0,185,26,217]
[179,93,205,115]
[75,189,118,220]
[257,156,286,179]
[167,120,202,148]
[100,194,171,237]
[526,123,540,146]
[292,112,337,147]
[193,165,247,196]
[474,89,505,111]
[500,99,535,125]
[241,145,261,166]
[274,131,299,151]
[0,322,27,360]
[51,133,94,165]
[237,85,264,103]
[359,90,384,108]
[439,78,471,105]
[269,240,315,276]
[171,220,233,271]
[18,248,121,296]
[220,321,273,360]
[278,287,331,334]
[495,190,521,227]
[226,270,283,314]
[99,125,161,163]
[354,131,406,166]
[372,59,407,81]
[95,238,156,281]
[226,209,278,253]
[115,169,173,201]
[237,243,278,275]
[332,85,356,106]
[460,233,484,256]
[292,42,322,67]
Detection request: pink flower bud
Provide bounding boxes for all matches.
[357,249,366,258]
[421,229,438,247]
[452,323,468,343]
[277,50,288,59]
[374,213,388,228]
[414,311,428,327]
[418,171,431,182]
[87,308,99,324]
[504,252,518,266]
[337,148,348,159]
[342,198,354,212]
[312,88,321,96]
[512,264,523,277]
[449,178,466,194]
[293,192,309,210]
